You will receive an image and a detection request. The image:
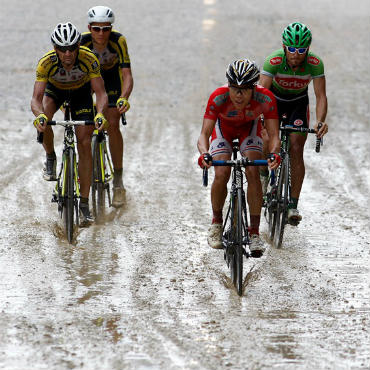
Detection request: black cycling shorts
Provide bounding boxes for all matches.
[44,82,94,121]
[276,94,310,129]
[101,65,123,105]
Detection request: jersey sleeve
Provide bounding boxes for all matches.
[80,46,102,79]
[110,31,131,68]
[35,51,56,82]
[307,52,325,78]
[203,88,228,121]
[261,50,284,78]
[261,90,279,120]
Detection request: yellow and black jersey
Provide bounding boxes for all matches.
[80,30,131,71]
[35,46,101,90]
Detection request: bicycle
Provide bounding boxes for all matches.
[203,140,269,296]
[264,118,322,248]
[37,101,94,243]
[91,126,114,223]
[90,103,128,222]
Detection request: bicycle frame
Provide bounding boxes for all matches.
[203,141,268,295]
[47,102,94,242]
[265,120,322,248]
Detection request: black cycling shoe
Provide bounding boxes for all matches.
[79,203,94,227]
[43,155,57,181]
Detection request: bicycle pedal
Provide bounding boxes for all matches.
[51,194,58,203]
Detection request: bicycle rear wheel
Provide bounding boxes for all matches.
[63,147,75,243]
[274,159,289,248]
[91,134,106,223]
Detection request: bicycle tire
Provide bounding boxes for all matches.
[235,188,244,296]
[266,173,278,241]
[274,158,290,248]
[64,147,75,243]
[91,134,106,223]
[228,195,238,287]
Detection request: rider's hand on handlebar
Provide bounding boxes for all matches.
[267,153,281,170]
[315,121,328,139]
[198,153,212,169]
[94,112,109,131]
[33,113,48,132]
[116,97,130,114]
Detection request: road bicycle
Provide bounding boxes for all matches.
[264,119,322,248]
[203,140,269,296]
[91,103,128,222]
[37,101,94,243]
[91,126,114,223]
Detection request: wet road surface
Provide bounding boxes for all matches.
[0,0,369,369]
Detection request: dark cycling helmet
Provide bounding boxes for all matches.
[282,22,312,48]
[51,22,81,47]
[226,59,260,87]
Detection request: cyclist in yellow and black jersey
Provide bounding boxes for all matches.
[36,45,101,90]
[81,6,134,208]
[31,22,108,225]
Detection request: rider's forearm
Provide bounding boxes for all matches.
[316,95,328,123]
[31,97,45,117]
[269,137,281,154]
[197,135,210,154]
[120,70,134,99]
[95,91,108,115]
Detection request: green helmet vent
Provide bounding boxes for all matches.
[282,22,312,48]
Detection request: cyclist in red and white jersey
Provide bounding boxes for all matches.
[259,22,328,224]
[197,59,281,253]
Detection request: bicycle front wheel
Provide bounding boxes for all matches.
[63,147,75,243]
[266,173,278,241]
[274,159,290,248]
[91,134,106,223]
[235,188,244,295]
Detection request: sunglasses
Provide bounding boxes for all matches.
[286,46,308,54]
[56,44,79,53]
[229,85,254,92]
[91,26,112,33]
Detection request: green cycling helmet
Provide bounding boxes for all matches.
[282,22,312,48]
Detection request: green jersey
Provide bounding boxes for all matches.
[261,49,324,99]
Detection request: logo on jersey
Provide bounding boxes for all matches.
[275,76,310,90]
[270,57,283,66]
[308,56,320,66]
[227,110,238,117]
[214,92,229,106]
[294,119,304,126]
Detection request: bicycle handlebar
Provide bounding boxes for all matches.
[108,103,127,125]
[36,119,95,144]
[47,120,95,126]
[280,124,322,153]
[202,158,269,187]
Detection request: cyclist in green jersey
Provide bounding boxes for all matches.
[81,6,134,208]
[259,22,328,224]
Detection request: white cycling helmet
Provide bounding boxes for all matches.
[87,6,115,24]
[51,22,81,46]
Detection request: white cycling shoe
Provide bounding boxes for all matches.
[287,208,302,225]
[249,233,265,258]
[207,224,223,249]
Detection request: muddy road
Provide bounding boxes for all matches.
[0,0,369,369]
